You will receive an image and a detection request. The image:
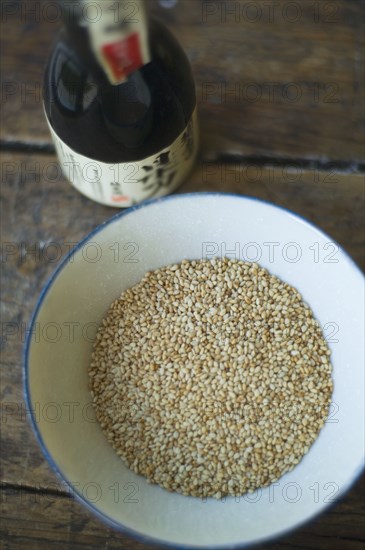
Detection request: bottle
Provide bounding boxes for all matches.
[43,0,198,207]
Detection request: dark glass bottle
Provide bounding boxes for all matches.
[43,0,198,206]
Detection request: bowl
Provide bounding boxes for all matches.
[24,193,364,548]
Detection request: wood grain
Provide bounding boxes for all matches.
[1,475,364,549]
[1,152,364,492]
[0,0,364,162]
[1,2,364,544]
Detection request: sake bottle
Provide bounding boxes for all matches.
[43,0,198,206]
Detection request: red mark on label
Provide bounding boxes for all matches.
[102,33,143,81]
[112,195,130,203]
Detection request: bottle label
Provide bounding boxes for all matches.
[45,107,199,207]
[84,0,151,84]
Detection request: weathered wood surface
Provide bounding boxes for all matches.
[0,0,364,162]
[1,0,364,547]
[1,474,364,550]
[1,152,364,547]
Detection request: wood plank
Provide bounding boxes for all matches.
[1,152,364,492]
[0,1,364,162]
[1,151,116,488]
[0,485,150,549]
[1,153,364,547]
[0,474,364,549]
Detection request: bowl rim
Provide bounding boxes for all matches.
[23,191,365,550]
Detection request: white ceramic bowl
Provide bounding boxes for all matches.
[25,193,364,548]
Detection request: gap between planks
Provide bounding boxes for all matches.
[1,140,365,174]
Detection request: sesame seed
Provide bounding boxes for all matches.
[89,258,333,499]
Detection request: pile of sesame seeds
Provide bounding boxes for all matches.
[89,258,333,498]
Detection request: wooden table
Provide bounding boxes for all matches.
[1,1,364,548]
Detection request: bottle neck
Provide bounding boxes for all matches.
[61,0,151,85]
[58,0,154,148]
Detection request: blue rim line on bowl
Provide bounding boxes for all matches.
[23,192,365,550]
